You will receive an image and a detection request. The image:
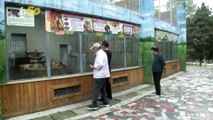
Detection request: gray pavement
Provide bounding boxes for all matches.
[7,66,213,120]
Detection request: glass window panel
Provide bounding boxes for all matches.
[155,30,178,61]
[126,36,139,67]
[108,35,124,69]
[12,34,27,53]
[82,33,104,72]
[7,10,47,80]
[156,41,164,59]
[49,32,80,76]
[156,41,178,61]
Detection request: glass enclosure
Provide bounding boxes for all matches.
[5,5,140,81]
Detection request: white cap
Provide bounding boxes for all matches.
[90,43,101,49]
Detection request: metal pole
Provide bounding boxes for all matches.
[79,32,83,73]
[124,36,127,67]
[45,32,51,77]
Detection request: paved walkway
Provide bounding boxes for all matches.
[8,66,213,120]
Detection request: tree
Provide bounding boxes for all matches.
[187,3,213,66]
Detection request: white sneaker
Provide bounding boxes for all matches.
[100,103,110,107]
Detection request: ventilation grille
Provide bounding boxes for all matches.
[54,85,80,97]
[113,76,128,84]
[172,65,177,71]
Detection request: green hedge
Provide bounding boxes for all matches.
[0,40,6,83]
[141,41,154,84]
[178,43,186,71]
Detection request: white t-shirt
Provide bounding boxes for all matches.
[93,49,110,78]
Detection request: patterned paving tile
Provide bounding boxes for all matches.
[79,66,213,120]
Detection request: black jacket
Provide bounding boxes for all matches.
[152,53,165,72]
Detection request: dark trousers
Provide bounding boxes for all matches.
[92,78,108,105]
[101,77,112,100]
[153,72,162,95]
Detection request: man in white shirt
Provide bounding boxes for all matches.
[87,43,110,110]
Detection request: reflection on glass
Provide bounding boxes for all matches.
[126,36,139,67]
[155,29,178,61]
[7,10,47,80]
[49,32,80,76]
[82,33,103,72]
[109,35,124,69]
[156,41,178,61]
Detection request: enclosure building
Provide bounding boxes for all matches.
[0,0,186,118]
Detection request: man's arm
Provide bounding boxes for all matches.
[93,54,104,70]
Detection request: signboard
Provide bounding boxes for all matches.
[83,18,93,32]
[45,10,140,36]
[132,26,139,36]
[123,25,133,35]
[7,7,35,27]
[109,21,123,34]
[45,11,64,35]
[93,19,107,32]
[63,15,84,32]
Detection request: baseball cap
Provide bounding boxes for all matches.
[90,43,101,49]
[151,45,159,51]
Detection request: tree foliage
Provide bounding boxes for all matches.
[187,3,213,65]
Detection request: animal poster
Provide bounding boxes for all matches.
[132,25,139,36]
[45,10,140,36]
[108,21,123,34]
[123,24,133,36]
[45,10,64,35]
[83,18,93,32]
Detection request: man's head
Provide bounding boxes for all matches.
[102,40,109,49]
[151,45,159,55]
[90,43,101,53]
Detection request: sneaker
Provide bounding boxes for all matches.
[155,95,160,102]
[100,103,110,107]
[98,98,104,102]
[87,104,98,110]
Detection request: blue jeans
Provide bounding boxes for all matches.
[92,78,108,105]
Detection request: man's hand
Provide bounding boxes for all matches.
[89,64,94,69]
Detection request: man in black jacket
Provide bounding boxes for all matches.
[100,40,112,100]
[151,46,165,96]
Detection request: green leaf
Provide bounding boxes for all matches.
[65,31,75,35]
[96,32,104,37]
